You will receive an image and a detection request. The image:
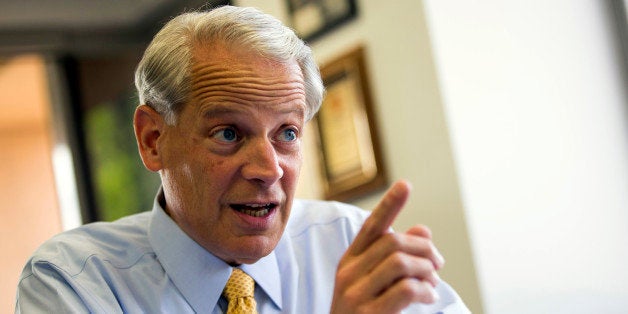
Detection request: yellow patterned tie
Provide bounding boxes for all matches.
[222,268,258,314]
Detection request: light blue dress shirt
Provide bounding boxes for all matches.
[16,193,469,313]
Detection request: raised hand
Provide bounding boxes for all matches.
[330,180,445,314]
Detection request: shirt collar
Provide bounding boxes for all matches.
[241,250,282,309]
[148,190,283,312]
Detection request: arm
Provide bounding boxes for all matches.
[330,180,445,313]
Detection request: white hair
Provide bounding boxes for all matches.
[134,5,324,124]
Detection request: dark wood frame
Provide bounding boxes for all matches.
[286,0,357,42]
[316,46,387,201]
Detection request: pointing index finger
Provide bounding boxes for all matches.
[349,180,412,255]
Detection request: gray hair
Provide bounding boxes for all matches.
[134,5,324,124]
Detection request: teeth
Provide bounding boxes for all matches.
[245,203,269,208]
[241,208,269,217]
[234,203,273,217]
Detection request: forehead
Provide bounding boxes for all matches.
[186,43,306,116]
[191,42,302,84]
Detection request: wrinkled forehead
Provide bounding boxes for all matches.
[191,40,295,70]
[186,44,307,116]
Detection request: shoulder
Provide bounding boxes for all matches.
[287,199,370,239]
[21,212,154,278]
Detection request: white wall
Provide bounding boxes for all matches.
[424,0,628,313]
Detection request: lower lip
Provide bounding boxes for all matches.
[232,207,277,230]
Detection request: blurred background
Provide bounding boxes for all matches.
[1,0,627,313]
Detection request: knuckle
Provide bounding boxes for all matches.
[343,287,363,307]
[414,237,437,258]
[386,252,436,279]
[397,279,421,299]
[388,251,411,273]
[417,257,435,272]
[335,265,353,286]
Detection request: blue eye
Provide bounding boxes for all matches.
[279,128,297,142]
[213,127,238,142]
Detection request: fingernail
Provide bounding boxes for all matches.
[433,272,441,286]
[432,245,445,269]
[437,250,445,267]
[401,179,413,191]
[392,180,411,196]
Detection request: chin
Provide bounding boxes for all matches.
[230,250,271,265]
[228,235,278,265]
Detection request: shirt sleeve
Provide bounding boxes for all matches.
[16,261,92,314]
[402,281,471,314]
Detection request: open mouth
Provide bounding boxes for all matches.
[231,203,277,217]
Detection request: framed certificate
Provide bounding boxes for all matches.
[316,46,387,201]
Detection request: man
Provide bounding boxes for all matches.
[16,5,469,313]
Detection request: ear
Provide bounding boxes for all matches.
[134,105,165,172]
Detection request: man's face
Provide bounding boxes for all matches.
[157,44,307,265]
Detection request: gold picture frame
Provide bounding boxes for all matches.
[316,46,387,201]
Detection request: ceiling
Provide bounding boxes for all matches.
[0,0,227,56]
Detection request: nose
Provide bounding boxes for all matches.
[241,138,284,185]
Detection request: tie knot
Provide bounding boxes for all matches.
[223,268,255,301]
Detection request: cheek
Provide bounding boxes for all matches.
[205,156,234,175]
[282,152,303,182]
[194,156,241,191]
[163,149,225,193]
